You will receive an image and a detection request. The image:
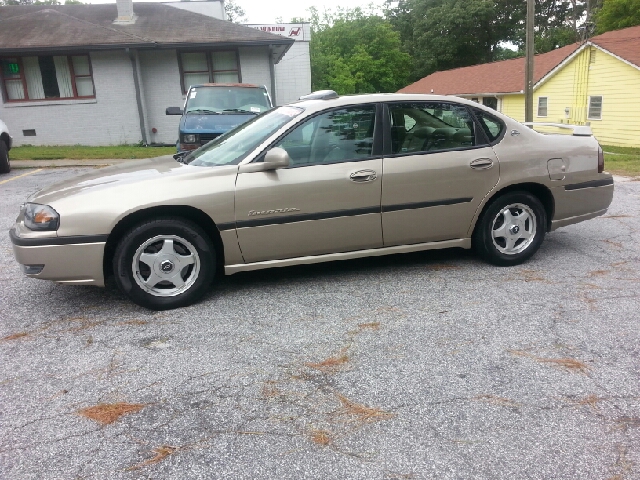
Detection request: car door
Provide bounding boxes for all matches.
[235,104,383,264]
[381,101,500,246]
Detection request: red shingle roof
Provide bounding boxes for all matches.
[592,24,640,68]
[399,25,640,95]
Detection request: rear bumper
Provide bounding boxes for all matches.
[550,176,614,231]
[10,228,106,286]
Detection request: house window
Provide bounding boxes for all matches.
[179,51,240,93]
[537,97,548,117]
[0,55,95,102]
[588,96,602,120]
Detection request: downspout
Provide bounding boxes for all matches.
[268,46,277,106]
[127,48,148,145]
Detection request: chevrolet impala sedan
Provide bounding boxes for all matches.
[10,92,614,310]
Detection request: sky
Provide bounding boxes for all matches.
[84,0,389,24]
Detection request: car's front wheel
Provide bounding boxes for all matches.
[473,191,546,266]
[0,141,10,174]
[113,218,216,310]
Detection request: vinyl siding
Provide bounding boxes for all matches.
[501,94,524,121]
[497,46,640,147]
[586,48,640,147]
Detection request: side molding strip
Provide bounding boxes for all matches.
[564,178,614,191]
[383,197,473,213]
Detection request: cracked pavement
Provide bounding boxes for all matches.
[1,168,639,479]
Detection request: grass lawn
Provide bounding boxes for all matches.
[10,145,176,160]
[602,145,640,177]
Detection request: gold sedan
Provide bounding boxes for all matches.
[10,92,614,309]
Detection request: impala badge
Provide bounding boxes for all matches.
[249,207,300,216]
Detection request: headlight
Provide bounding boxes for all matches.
[183,134,197,143]
[24,203,60,231]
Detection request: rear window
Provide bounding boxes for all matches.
[474,109,505,143]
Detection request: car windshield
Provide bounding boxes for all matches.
[185,86,271,114]
[186,106,304,167]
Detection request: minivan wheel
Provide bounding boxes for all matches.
[473,191,546,266]
[113,218,216,310]
[0,141,9,174]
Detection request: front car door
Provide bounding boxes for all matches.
[235,104,384,263]
[381,101,501,246]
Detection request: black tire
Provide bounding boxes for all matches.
[0,141,9,174]
[112,217,216,310]
[473,191,546,266]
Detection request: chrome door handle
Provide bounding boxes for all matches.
[350,170,377,182]
[469,158,494,170]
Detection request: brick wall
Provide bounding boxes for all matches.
[238,47,272,98]
[0,50,142,146]
[139,49,183,146]
[274,42,311,105]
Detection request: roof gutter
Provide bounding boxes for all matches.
[0,39,294,55]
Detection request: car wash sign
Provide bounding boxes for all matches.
[246,23,310,42]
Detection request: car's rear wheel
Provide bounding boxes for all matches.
[113,218,215,310]
[0,141,10,174]
[473,191,546,266]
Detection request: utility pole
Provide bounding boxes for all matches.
[525,0,535,123]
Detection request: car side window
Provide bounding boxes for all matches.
[389,102,476,155]
[474,109,505,143]
[275,105,376,167]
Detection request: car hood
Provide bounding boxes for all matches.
[180,113,254,134]
[29,155,234,206]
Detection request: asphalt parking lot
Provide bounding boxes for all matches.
[1,167,639,479]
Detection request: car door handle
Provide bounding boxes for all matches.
[350,170,377,182]
[469,158,494,170]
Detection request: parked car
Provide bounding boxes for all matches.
[0,118,12,173]
[166,83,272,153]
[10,91,614,310]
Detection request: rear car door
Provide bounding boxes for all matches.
[381,101,500,246]
[234,104,384,263]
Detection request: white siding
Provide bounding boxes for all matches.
[0,51,142,146]
[274,42,311,105]
[139,49,184,146]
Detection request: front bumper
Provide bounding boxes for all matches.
[10,228,106,286]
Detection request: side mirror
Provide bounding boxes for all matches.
[239,147,291,173]
[166,107,184,115]
[173,151,189,162]
[263,147,290,170]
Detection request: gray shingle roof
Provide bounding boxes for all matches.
[0,4,293,53]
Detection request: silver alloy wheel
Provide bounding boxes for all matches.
[132,235,201,297]
[491,203,537,255]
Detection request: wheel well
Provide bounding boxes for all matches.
[103,205,226,278]
[473,183,555,235]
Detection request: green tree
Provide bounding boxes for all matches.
[309,8,411,94]
[224,0,246,23]
[385,0,524,80]
[595,0,640,33]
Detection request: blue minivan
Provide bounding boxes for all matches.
[166,83,272,153]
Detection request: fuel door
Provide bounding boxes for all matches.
[547,158,566,181]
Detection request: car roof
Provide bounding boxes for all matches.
[190,83,264,89]
[290,92,513,123]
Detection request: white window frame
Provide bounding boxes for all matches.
[588,95,603,121]
[537,96,548,117]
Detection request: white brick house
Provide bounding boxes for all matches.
[0,2,294,146]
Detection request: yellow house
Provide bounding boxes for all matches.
[399,25,640,147]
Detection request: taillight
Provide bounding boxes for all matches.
[597,145,604,173]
